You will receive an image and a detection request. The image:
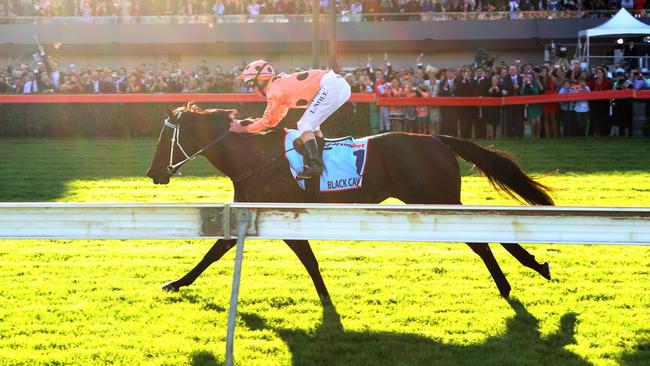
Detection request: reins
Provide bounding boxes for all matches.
[230,148,294,183]
[163,111,293,183]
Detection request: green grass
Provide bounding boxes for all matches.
[0,137,649,366]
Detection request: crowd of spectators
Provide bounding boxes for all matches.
[0,54,253,95]
[0,0,645,18]
[354,52,644,138]
[1,49,646,138]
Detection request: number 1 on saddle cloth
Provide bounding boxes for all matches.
[284,129,369,201]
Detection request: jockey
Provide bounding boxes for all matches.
[229,60,352,179]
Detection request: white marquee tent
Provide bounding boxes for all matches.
[579,9,650,65]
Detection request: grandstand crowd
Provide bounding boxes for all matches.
[0,51,645,138]
[0,0,646,17]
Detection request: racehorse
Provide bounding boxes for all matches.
[146,104,553,299]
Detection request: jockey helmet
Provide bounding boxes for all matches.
[238,60,276,83]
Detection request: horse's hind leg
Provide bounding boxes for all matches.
[284,240,330,301]
[500,243,551,280]
[162,239,237,291]
[467,243,511,299]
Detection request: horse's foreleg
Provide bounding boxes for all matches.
[500,243,551,280]
[162,239,237,291]
[284,240,330,301]
[466,243,511,299]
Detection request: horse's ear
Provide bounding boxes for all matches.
[166,107,175,120]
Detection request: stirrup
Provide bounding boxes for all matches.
[297,138,322,180]
[297,165,323,180]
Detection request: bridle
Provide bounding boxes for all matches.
[162,109,290,182]
[163,111,233,176]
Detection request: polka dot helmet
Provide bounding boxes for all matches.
[238,60,276,82]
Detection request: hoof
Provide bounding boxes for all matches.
[161,281,181,292]
[540,262,551,281]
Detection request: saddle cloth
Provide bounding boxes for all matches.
[284,129,369,192]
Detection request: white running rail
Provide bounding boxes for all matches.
[2,202,649,366]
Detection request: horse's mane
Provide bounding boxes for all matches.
[172,102,237,119]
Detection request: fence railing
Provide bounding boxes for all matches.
[0,10,625,25]
[1,202,649,366]
[2,202,649,243]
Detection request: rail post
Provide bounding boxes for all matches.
[224,207,251,366]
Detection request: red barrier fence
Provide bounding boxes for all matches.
[0,90,647,106]
[0,93,376,104]
[379,90,650,107]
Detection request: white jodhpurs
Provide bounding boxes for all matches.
[296,70,352,134]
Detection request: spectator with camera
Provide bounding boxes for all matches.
[150,76,168,93]
[421,66,440,133]
[59,74,83,93]
[485,74,502,140]
[520,71,542,137]
[540,66,560,138]
[573,77,591,136]
[437,68,457,136]
[502,64,524,137]
[472,67,490,139]
[611,68,632,136]
[42,57,64,91]
[558,79,575,137]
[587,66,611,135]
[366,53,393,133]
[454,67,473,138]
[126,73,145,93]
[39,73,56,93]
[357,73,374,93]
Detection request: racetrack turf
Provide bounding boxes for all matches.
[0,137,648,366]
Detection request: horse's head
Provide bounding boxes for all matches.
[146,103,237,184]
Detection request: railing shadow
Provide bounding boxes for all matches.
[190,350,224,366]
[619,341,650,366]
[239,298,593,366]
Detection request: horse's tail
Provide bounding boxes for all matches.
[436,135,554,206]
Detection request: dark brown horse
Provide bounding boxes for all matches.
[147,104,553,299]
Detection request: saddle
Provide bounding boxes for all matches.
[284,129,369,201]
[292,135,354,156]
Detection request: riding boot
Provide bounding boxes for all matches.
[297,138,323,179]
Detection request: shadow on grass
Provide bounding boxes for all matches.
[240,298,593,366]
[619,341,650,366]
[0,138,220,201]
[162,291,226,313]
[190,350,224,366]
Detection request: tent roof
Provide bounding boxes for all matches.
[579,9,650,38]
